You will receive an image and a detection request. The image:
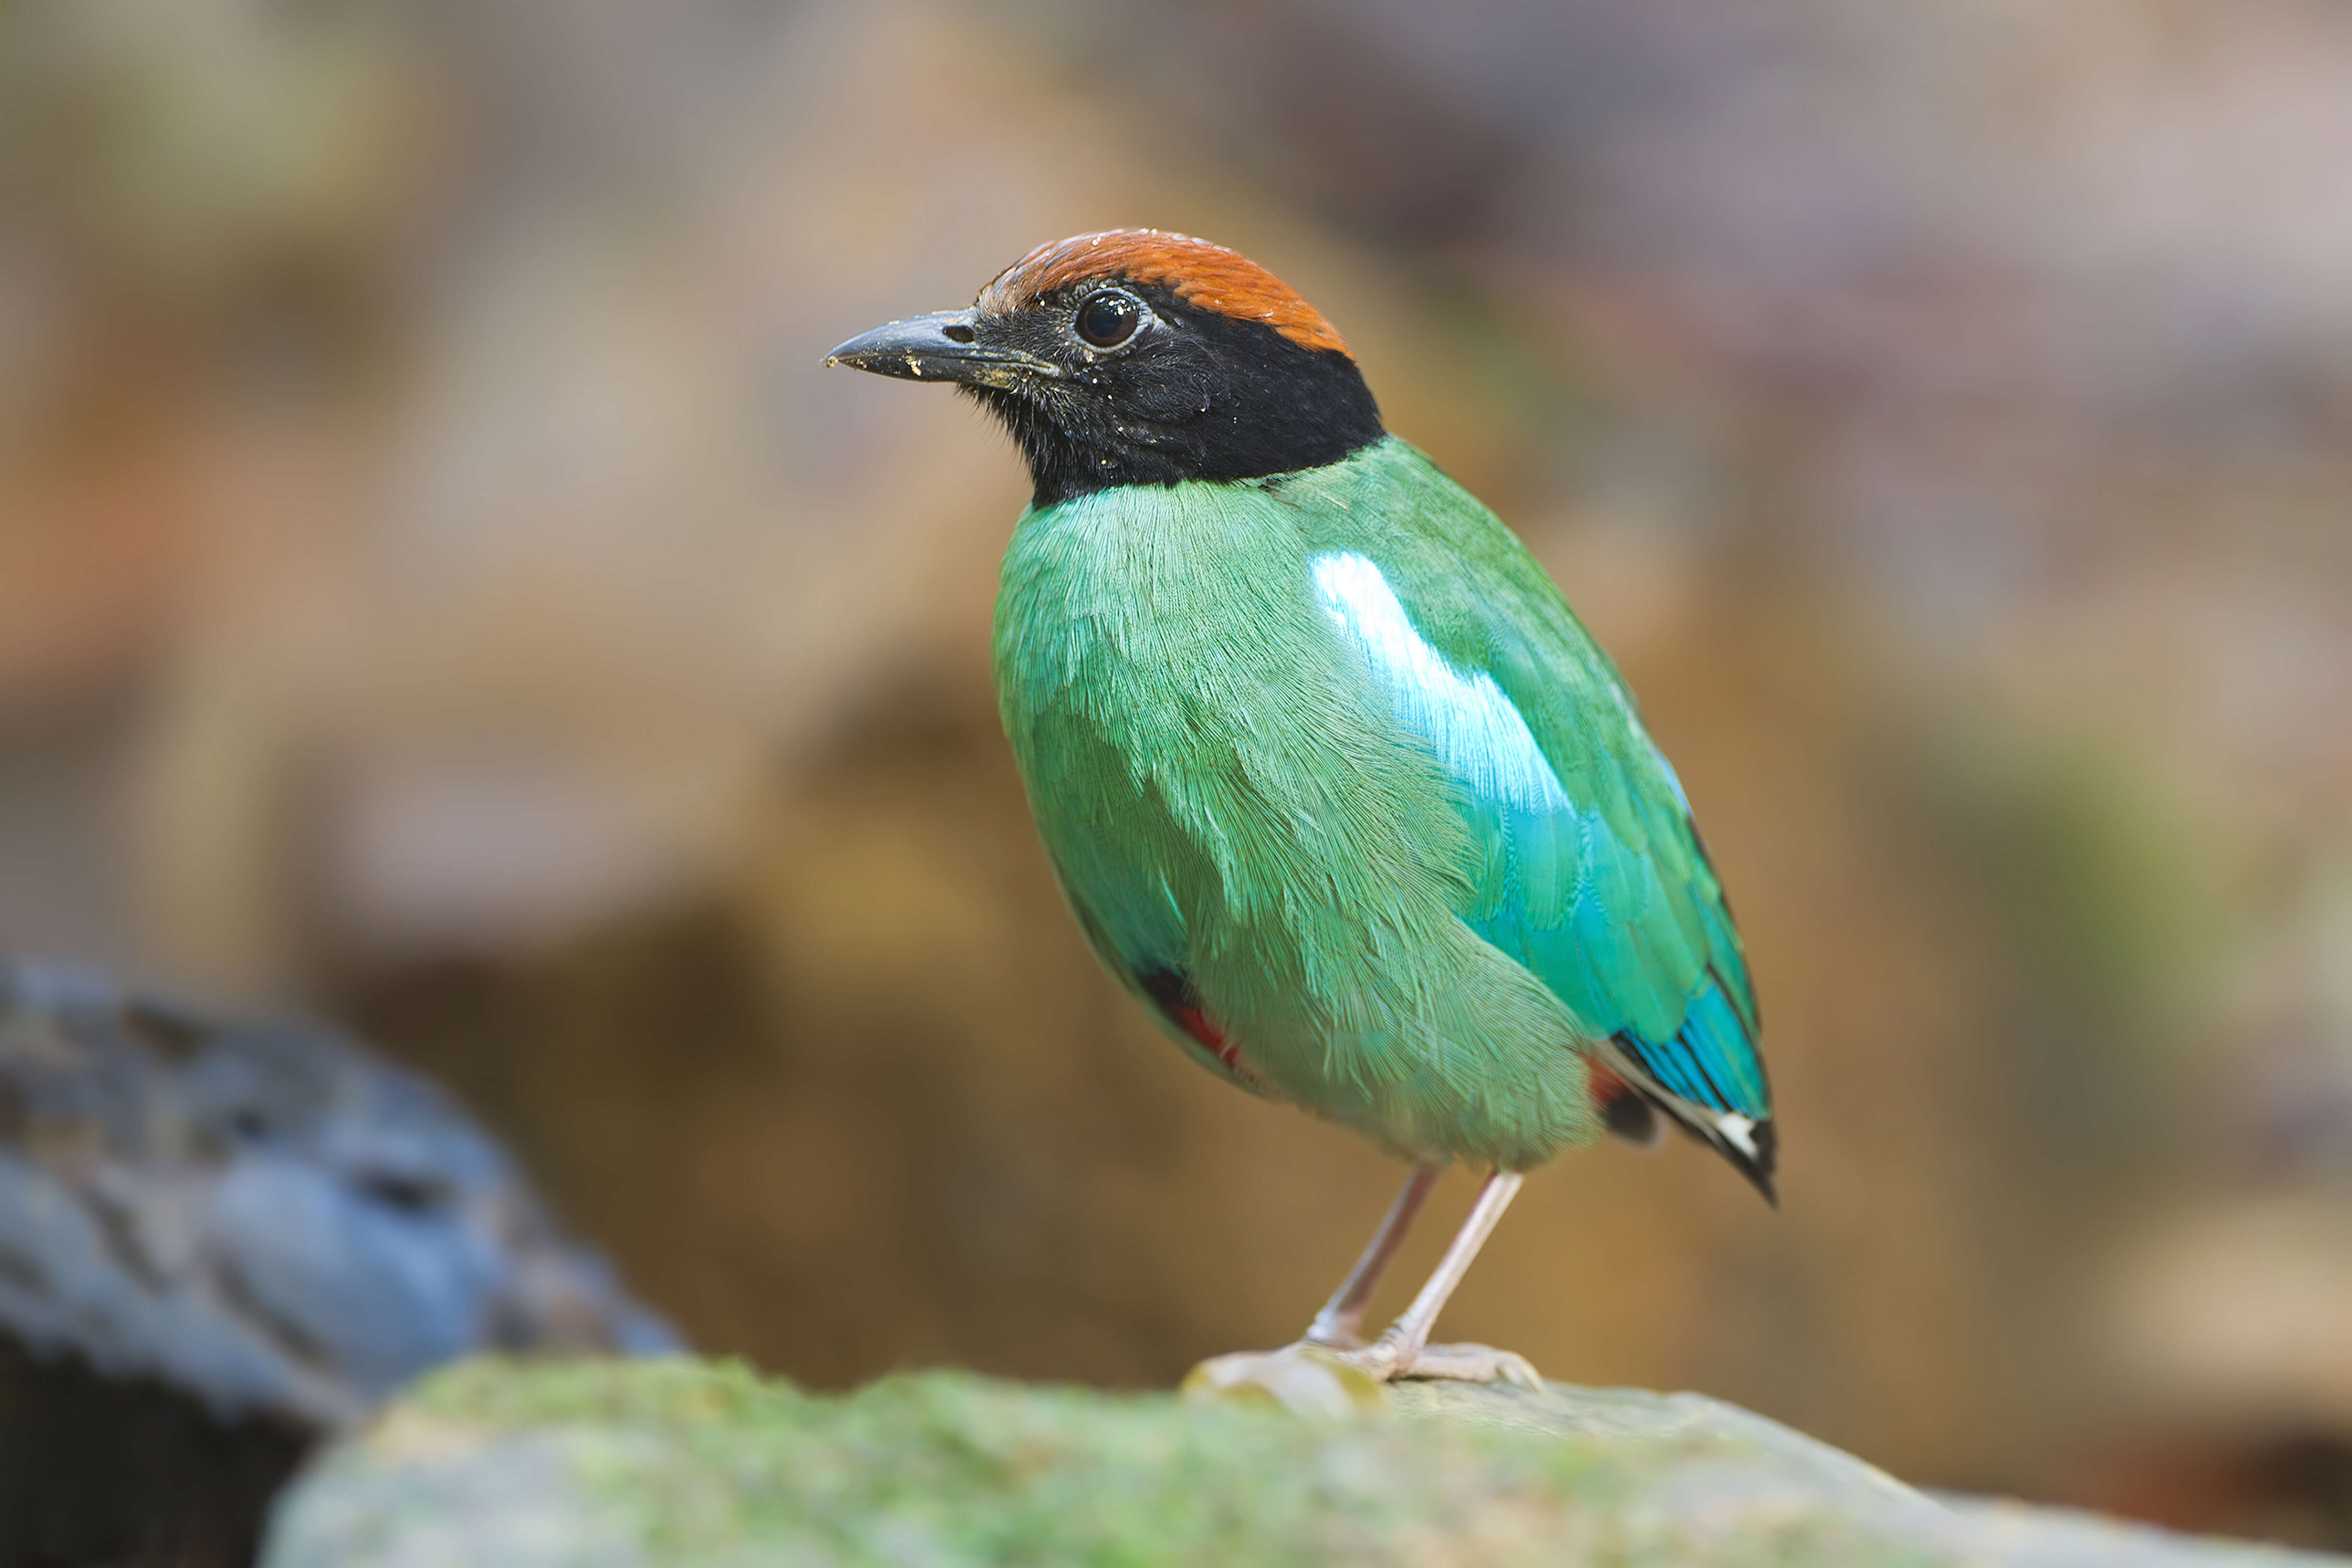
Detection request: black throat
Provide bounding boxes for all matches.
[966,282,1384,509]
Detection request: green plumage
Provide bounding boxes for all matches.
[993,436,1761,1173]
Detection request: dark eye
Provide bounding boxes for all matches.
[1075,290,1143,349]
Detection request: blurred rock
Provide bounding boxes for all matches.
[0,957,675,1566]
[264,1357,2344,1567]
[2105,1196,2352,1441]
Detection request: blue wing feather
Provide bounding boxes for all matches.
[1310,547,1772,1173]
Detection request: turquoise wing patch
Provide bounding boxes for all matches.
[1310,548,1773,1193]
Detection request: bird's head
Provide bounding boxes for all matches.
[825,230,1384,507]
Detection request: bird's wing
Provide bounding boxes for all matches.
[1295,442,1774,1197]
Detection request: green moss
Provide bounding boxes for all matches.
[408,1354,786,1431]
[282,1358,1961,1567]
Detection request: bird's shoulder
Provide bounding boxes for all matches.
[1268,437,1654,788]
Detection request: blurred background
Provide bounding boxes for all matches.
[2,0,2350,1548]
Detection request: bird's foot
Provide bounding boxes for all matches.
[1181,1342,1387,1417]
[1184,1335,1542,1415]
[1394,1341,1544,1388]
[1315,1333,1542,1389]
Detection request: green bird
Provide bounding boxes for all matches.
[827,231,1772,1387]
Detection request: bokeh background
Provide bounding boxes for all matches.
[4,0,2351,1547]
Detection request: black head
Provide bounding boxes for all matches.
[825,230,1384,508]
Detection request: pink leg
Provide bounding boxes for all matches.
[1306,1163,1441,1348]
[1184,1167,1541,1407]
[1368,1169,1524,1372]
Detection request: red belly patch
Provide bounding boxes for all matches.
[1139,968,1268,1089]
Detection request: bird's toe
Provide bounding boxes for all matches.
[1397,1342,1544,1389]
[1180,1343,1389,1416]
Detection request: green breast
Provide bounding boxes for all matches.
[991,441,1597,1168]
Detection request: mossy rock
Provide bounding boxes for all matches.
[263,1357,2338,1567]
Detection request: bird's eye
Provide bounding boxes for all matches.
[1075,290,1144,349]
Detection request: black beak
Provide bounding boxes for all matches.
[822,310,1054,388]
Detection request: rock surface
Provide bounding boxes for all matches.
[0,959,679,1568]
[0,959,677,1430]
[264,1358,2346,1567]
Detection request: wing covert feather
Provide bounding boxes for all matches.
[1287,442,1771,1142]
